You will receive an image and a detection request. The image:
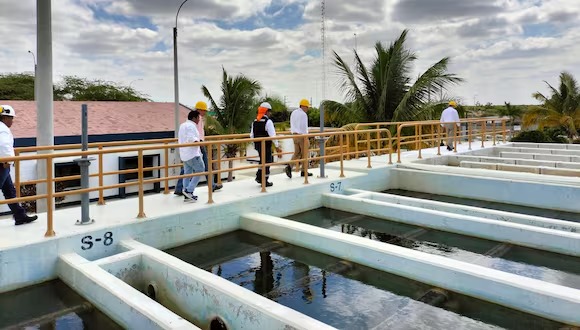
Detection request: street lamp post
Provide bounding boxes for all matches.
[28,50,37,101]
[173,0,190,138]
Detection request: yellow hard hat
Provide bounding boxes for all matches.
[299,99,310,107]
[448,100,457,107]
[195,101,208,111]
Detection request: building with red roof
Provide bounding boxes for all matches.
[0,101,192,146]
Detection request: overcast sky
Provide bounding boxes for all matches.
[1,0,579,108]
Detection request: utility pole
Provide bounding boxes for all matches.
[173,0,190,138]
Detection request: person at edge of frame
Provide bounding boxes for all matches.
[0,105,38,225]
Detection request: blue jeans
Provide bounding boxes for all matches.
[175,146,216,192]
[183,156,205,194]
[0,167,26,219]
[201,146,217,189]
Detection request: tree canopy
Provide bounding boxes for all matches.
[523,71,580,138]
[0,73,149,101]
[323,29,463,127]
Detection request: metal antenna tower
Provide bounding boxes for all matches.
[321,0,326,100]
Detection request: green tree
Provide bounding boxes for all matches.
[496,102,524,137]
[0,73,149,101]
[259,95,288,123]
[523,72,580,139]
[0,73,36,100]
[55,76,149,101]
[202,68,262,181]
[324,29,463,127]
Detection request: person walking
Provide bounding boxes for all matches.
[174,101,222,195]
[250,102,281,187]
[440,101,461,151]
[178,110,204,202]
[0,105,38,225]
[286,99,312,178]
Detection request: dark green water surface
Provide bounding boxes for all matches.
[167,230,566,330]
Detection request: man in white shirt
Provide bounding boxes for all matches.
[174,101,222,196]
[178,110,204,202]
[250,102,281,187]
[287,99,312,177]
[0,105,38,225]
[440,101,461,151]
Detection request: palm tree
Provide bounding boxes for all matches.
[324,29,463,126]
[523,71,580,139]
[202,67,262,181]
[497,102,524,138]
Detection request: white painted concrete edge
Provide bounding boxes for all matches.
[399,163,580,186]
[120,239,335,330]
[345,189,580,233]
[322,193,580,257]
[58,253,197,330]
[240,213,580,326]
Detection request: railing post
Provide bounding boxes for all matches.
[98,145,106,204]
[15,150,20,198]
[453,124,458,153]
[366,131,372,168]
[44,156,55,237]
[163,142,170,194]
[431,124,435,148]
[207,143,214,204]
[355,131,359,159]
[339,133,345,178]
[346,134,351,160]
[502,120,507,143]
[417,125,422,159]
[387,131,393,165]
[482,120,486,148]
[492,120,496,146]
[437,125,441,156]
[137,149,146,218]
[397,125,403,163]
[261,140,267,193]
[468,122,472,150]
[216,143,222,185]
[303,136,310,184]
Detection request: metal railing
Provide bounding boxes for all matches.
[1,128,392,238]
[0,118,507,238]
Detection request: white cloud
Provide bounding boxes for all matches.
[0,0,579,112]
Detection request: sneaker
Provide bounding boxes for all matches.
[265,182,273,187]
[15,214,38,226]
[184,195,198,203]
[300,172,313,177]
[212,184,223,192]
[182,190,194,199]
[174,191,183,196]
[285,165,292,178]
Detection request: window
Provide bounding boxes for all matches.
[55,162,81,190]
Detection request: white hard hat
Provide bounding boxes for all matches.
[0,105,16,117]
[260,102,272,110]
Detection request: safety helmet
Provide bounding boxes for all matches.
[260,102,272,110]
[0,105,16,117]
[448,100,457,107]
[195,101,208,111]
[299,99,310,107]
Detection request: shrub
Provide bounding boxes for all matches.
[511,130,551,143]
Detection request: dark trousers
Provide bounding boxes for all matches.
[255,142,273,182]
[0,167,26,219]
[175,145,216,193]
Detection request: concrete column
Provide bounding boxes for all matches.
[36,0,54,213]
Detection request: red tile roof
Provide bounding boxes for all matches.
[0,101,191,138]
